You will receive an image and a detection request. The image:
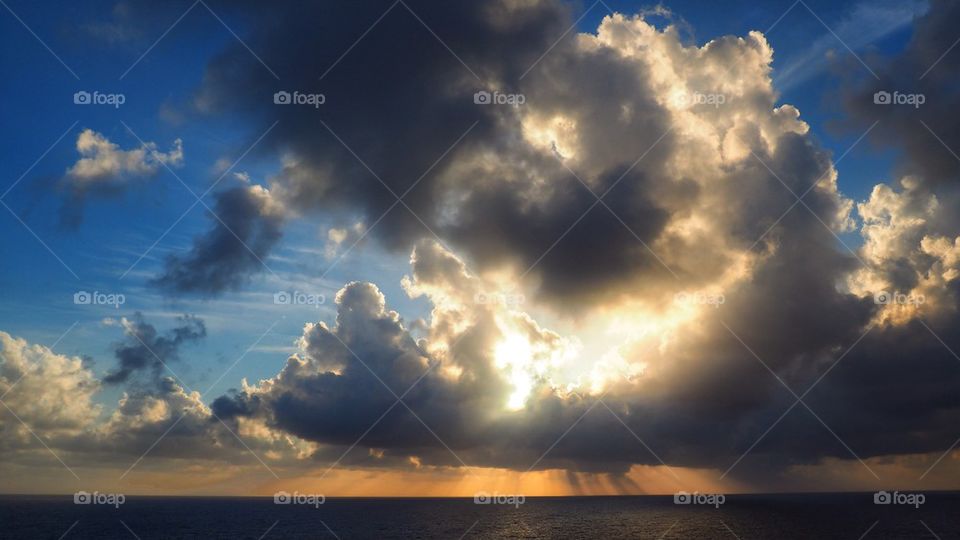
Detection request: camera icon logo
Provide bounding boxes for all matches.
[874,490,891,504]
[473,491,491,504]
[273,291,291,305]
[74,291,92,305]
[74,491,91,504]
[673,491,691,504]
[874,291,891,305]
[473,90,491,105]
[274,91,291,105]
[74,91,91,105]
[274,491,291,504]
[873,91,891,105]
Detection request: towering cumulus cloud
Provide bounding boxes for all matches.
[165,0,855,309]
[186,0,960,482]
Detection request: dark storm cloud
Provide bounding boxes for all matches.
[136,0,694,303]
[842,0,960,185]
[211,280,474,452]
[153,185,284,294]
[208,272,960,479]
[205,206,884,478]
[103,312,206,384]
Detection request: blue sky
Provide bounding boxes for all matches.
[0,0,928,402]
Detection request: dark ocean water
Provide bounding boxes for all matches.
[1,492,958,539]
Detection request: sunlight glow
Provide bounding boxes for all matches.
[494,332,535,410]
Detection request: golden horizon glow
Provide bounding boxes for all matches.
[6,451,960,497]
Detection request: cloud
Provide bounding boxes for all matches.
[1,230,959,486]
[212,241,592,471]
[102,313,206,385]
[838,0,960,320]
[0,331,101,436]
[60,129,183,226]
[66,129,183,184]
[153,184,285,294]
[203,230,960,483]
[0,322,302,473]
[324,222,366,259]
[149,0,854,313]
[7,0,960,490]
[108,0,956,476]
[80,2,145,45]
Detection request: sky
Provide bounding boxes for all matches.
[1,0,960,498]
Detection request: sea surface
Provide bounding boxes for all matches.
[1,492,958,539]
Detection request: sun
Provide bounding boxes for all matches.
[493,332,536,410]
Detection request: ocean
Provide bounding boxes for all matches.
[1,492,957,539]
